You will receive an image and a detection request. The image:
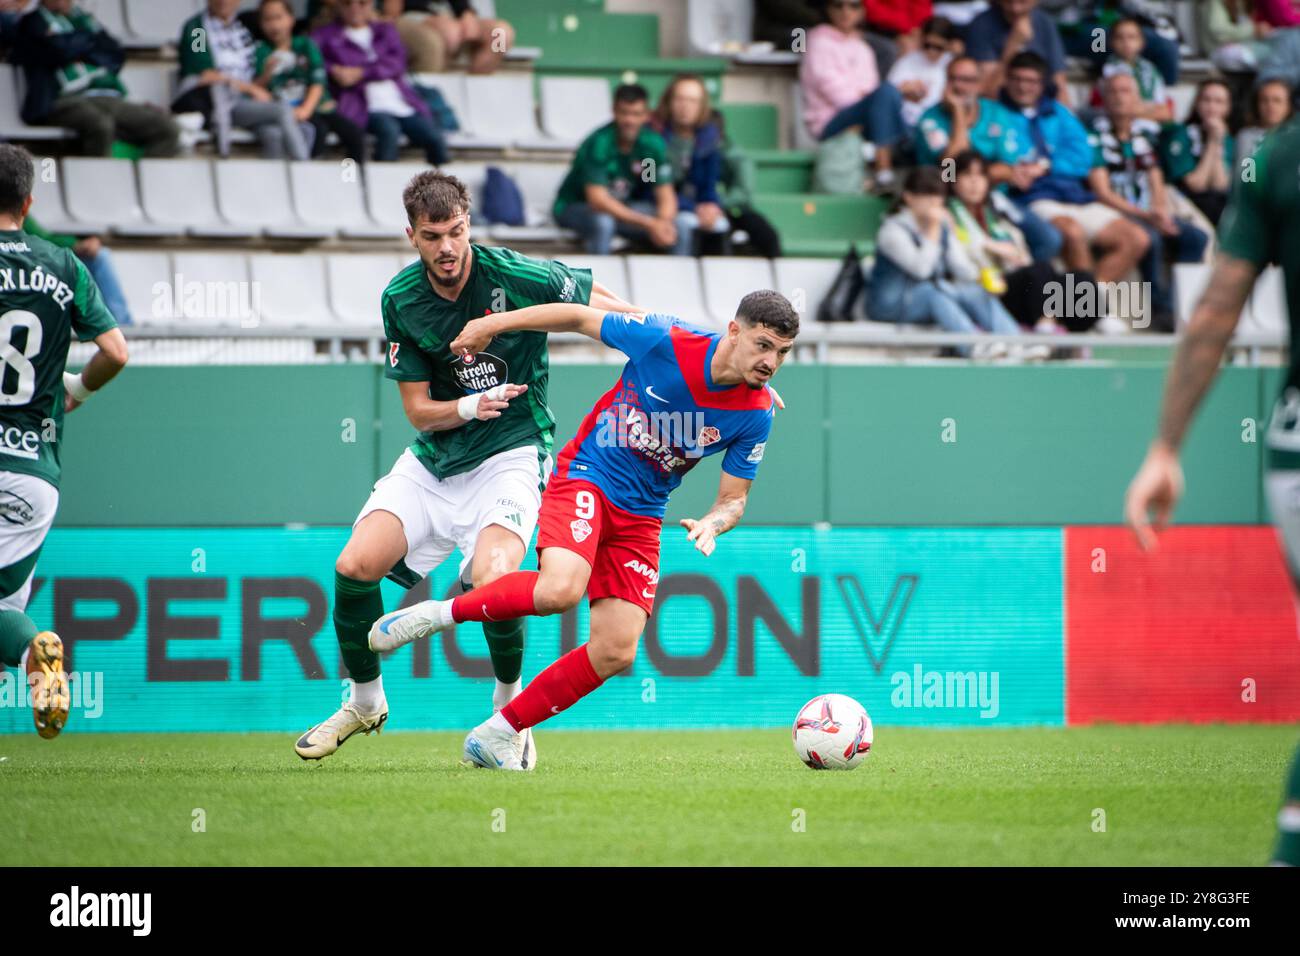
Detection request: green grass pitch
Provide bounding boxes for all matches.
[2,725,1295,866]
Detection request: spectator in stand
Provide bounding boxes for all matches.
[752,0,898,73]
[1000,52,1151,297]
[888,16,960,131]
[1087,71,1210,332]
[377,0,513,75]
[1257,0,1300,28]
[174,0,311,159]
[553,84,693,256]
[1159,78,1236,225]
[314,0,448,164]
[714,110,783,258]
[948,149,1097,337]
[1236,78,1295,167]
[1202,0,1272,74]
[863,0,932,58]
[801,0,903,189]
[15,0,179,157]
[0,0,29,58]
[915,55,1062,262]
[865,165,1025,359]
[1257,29,1300,92]
[255,0,366,163]
[964,0,1070,105]
[651,76,731,255]
[23,215,130,324]
[1055,0,1181,86]
[1090,17,1173,124]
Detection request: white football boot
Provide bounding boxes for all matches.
[368,599,453,652]
[294,702,388,760]
[463,718,528,771]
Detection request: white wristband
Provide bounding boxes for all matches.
[456,384,514,421]
[63,371,92,402]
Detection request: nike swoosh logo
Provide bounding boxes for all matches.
[379,616,399,634]
[645,385,667,403]
[550,705,560,714]
[642,587,655,599]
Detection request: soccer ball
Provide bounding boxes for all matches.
[792,694,873,770]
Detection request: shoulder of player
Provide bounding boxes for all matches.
[472,243,550,281]
[381,260,427,305]
[12,231,79,277]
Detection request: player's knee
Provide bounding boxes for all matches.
[335,551,381,582]
[1055,219,1084,245]
[533,574,583,614]
[589,640,636,676]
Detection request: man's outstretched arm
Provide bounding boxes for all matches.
[449,302,613,356]
[682,472,751,558]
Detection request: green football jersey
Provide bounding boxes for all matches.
[382,244,593,480]
[0,228,117,487]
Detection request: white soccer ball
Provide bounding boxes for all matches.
[792,693,873,770]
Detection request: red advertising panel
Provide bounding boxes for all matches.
[1065,526,1300,724]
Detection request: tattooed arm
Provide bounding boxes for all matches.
[681,472,751,558]
[1124,253,1260,549]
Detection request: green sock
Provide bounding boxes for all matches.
[0,609,38,667]
[334,572,383,683]
[483,617,525,685]
[1273,743,1300,866]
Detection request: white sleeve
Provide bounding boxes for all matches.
[875,217,943,280]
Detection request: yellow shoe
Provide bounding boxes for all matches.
[26,631,69,740]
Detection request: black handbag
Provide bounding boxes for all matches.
[817,243,864,323]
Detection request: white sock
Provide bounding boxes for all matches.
[487,710,516,734]
[351,676,386,714]
[493,678,522,711]
[433,599,456,628]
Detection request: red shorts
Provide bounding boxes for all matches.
[535,474,662,614]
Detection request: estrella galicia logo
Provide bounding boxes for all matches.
[448,350,508,393]
[836,574,918,673]
[0,489,34,526]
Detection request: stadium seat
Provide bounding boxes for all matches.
[61,158,180,237]
[81,0,138,49]
[107,250,171,326]
[288,161,392,240]
[362,161,428,235]
[488,163,572,242]
[459,75,540,150]
[248,254,335,329]
[327,253,406,327]
[123,0,203,47]
[440,162,488,212]
[537,77,610,148]
[137,158,257,238]
[701,257,776,326]
[625,256,710,328]
[0,67,74,141]
[549,254,630,304]
[1248,265,1289,338]
[213,160,333,239]
[29,158,101,235]
[773,257,846,322]
[753,194,888,258]
[118,63,175,110]
[168,252,253,327]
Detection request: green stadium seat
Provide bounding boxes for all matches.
[510,11,659,64]
[717,103,778,150]
[750,149,813,194]
[752,193,888,258]
[532,59,729,106]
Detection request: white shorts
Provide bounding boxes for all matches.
[0,471,59,612]
[1028,200,1122,241]
[356,445,551,587]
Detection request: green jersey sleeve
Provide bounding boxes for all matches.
[303,36,328,89]
[71,254,118,342]
[1159,124,1195,183]
[1218,148,1277,268]
[579,136,611,189]
[382,291,435,381]
[489,248,594,308]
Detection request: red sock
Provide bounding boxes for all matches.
[451,570,538,623]
[501,645,604,731]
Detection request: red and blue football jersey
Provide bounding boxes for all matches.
[553,313,776,518]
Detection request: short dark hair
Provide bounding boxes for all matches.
[902,164,948,197]
[1007,50,1050,80]
[736,289,799,339]
[921,16,958,42]
[402,170,470,226]
[0,144,34,219]
[952,149,985,178]
[1110,16,1144,37]
[613,83,649,108]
